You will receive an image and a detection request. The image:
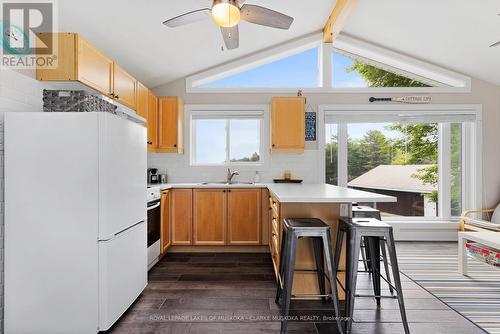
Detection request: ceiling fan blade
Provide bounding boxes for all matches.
[490,41,500,47]
[163,8,211,27]
[240,4,294,30]
[221,25,239,50]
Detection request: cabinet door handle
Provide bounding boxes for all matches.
[272,144,275,147]
[173,144,177,147]
[147,141,153,145]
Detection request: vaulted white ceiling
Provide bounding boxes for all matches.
[58,0,335,87]
[58,0,500,87]
[343,0,500,86]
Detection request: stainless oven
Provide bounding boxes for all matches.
[147,187,161,270]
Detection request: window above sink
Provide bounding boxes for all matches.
[189,106,267,167]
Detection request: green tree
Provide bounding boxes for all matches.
[349,61,430,87]
[325,136,338,185]
[450,124,462,215]
[348,60,438,203]
[230,152,260,162]
[348,130,393,181]
[387,123,438,202]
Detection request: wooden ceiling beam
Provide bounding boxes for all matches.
[323,0,358,43]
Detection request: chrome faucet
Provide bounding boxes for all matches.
[226,168,239,184]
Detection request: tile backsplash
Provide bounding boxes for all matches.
[42,89,117,113]
[147,150,322,184]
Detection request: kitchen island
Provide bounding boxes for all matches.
[148,182,395,299]
[266,183,395,299]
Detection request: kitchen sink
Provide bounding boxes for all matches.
[198,181,255,185]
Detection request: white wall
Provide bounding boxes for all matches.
[153,77,500,209]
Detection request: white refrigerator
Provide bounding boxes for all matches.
[4,112,147,333]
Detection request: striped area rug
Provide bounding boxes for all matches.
[396,242,500,334]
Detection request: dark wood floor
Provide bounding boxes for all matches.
[106,250,485,334]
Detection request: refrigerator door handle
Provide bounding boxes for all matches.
[98,220,145,242]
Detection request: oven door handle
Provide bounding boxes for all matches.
[147,202,161,210]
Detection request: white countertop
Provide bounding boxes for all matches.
[148,182,396,204]
[148,183,267,190]
[267,183,396,203]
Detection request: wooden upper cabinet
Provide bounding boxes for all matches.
[113,63,137,110]
[158,97,184,154]
[36,33,143,111]
[271,97,305,153]
[193,189,227,245]
[171,189,192,245]
[160,190,171,254]
[136,81,148,119]
[77,35,113,95]
[227,189,261,245]
[36,33,77,81]
[147,91,158,151]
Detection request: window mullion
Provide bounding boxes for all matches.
[191,119,196,164]
[338,123,348,187]
[225,119,230,164]
[439,123,451,220]
[321,43,333,88]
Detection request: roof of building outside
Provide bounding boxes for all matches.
[348,165,436,194]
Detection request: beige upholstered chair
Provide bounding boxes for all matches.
[460,203,500,231]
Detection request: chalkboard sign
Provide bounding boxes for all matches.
[305,111,316,141]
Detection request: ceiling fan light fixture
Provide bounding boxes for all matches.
[212,0,240,27]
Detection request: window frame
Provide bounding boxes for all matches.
[188,105,269,168]
[186,33,471,94]
[318,104,482,222]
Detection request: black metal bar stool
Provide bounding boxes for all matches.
[352,206,394,294]
[275,218,343,334]
[335,217,410,334]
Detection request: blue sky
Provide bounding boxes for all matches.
[201,48,320,88]
[194,119,260,164]
[332,53,368,87]
[201,48,372,89]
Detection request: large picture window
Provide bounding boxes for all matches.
[345,122,439,218]
[190,109,264,166]
[322,106,480,221]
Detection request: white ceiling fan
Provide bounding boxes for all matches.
[490,13,500,47]
[162,0,294,50]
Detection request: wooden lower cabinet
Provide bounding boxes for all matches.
[268,193,346,300]
[160,190,171,254]
[171,189,192,245]
[193,189,227,245]
[166,187,265,250]
[227,189,261,245]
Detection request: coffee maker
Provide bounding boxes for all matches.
[147,168,159,184]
